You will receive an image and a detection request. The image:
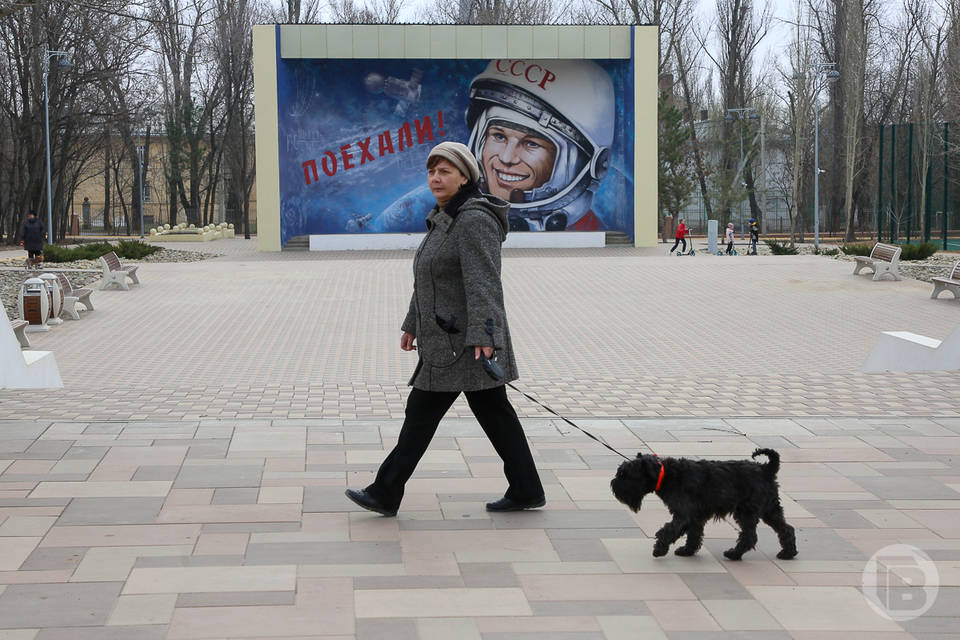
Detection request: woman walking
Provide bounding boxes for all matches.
[346,141,545,516]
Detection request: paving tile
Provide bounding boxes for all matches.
[18,547,85,572]
[701,599,782,631]
[245,541,401,565]
[175,591,297,607]
[156,503,300,524]
[211,488,260,504]
[519,574,695,601]
[416,618,482,640]
[748,585,902,631]
[459,563,520,588]
[165,577,353,638]
[678,574,753,601]
[355,587,530,618]
[29,481,171,498]
[0,538,41,571]
[0,517,57,537]
[173,465,262,489]
[33,626,167,640]
[603,538,725,573]
[106,594,177,626]
[0,582,122,628]
[56,497,164,525]
[41,524,200,548]
[123,565,296,594]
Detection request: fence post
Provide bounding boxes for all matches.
[944,121,949,251]
[906,122,914,245]
[890,124,897,243]
[877,124,884,242]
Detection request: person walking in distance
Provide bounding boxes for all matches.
[748,218,759,255]
[669,218,690,254]
[345,141,545,517]
[20,210,46,269]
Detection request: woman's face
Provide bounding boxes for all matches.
[481,124,557,200]
[428,158,467,207]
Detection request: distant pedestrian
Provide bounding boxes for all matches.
[748,218,759,255]
[20,210,45,269]
[725,222,735,255]
[669,218,690,254]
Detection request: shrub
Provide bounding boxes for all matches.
[899,242,938,261]
[40,241,160,263]
[116,240,161,259]
[765,239,798,255]
[817,248,840,256]
[841,241,938,261]
[841,243,872,256]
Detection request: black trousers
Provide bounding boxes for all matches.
[670,237,686,252]
[365,385,544,511]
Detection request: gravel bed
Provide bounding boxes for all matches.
[2,246,219,321]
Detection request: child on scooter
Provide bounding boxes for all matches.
[670,218,690,254]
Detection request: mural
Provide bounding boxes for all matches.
[277,57,634,245]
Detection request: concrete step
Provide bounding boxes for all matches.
[605,231,633,245]
[283,236,309,251]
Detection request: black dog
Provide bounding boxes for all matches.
[611,448,798,561]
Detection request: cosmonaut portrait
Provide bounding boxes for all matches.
[465,59,616,231]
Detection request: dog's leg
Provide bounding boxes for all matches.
[653,519,687,557]
[674,521,705,556]
[724,512,759,561]
[762,503,798,560]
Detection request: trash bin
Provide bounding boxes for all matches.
[17,277,50,333]
[39,273,64,326]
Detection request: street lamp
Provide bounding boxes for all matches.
[725,107,759,239]
[136,109,155,238]
[43,50,72,244]
[798,62,840,248]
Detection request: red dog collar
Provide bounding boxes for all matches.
[655,461,665,491]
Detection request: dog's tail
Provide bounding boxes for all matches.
[752,448,780,478]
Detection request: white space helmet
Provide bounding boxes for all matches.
[466,59,615,229]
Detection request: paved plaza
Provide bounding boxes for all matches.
[1,238,959,638]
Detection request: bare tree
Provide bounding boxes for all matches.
[420,0,558,23]
[213,0,260,238]
[150,0,222,227]
[329,0,404,22]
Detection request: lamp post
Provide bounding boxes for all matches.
[725,107,758,240]
[43,50,72,244]
[800,62,840,248]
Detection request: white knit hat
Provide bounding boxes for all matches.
[427,141,480,184]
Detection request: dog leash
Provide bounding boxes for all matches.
[505,382,634,461]
[506,382,670,491]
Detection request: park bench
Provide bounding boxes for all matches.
[98,251,139,290]
[56,273,94,319]
[930,259,960,302]
[852,242,902,281]
[10,319,30,348]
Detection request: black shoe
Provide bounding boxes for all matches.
[345,489,397,517]
[485,495,546,512]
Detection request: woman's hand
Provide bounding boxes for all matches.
[474,346,493,359]
[400,332,416,351]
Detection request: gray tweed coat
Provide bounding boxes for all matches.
[402,194,519,392]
